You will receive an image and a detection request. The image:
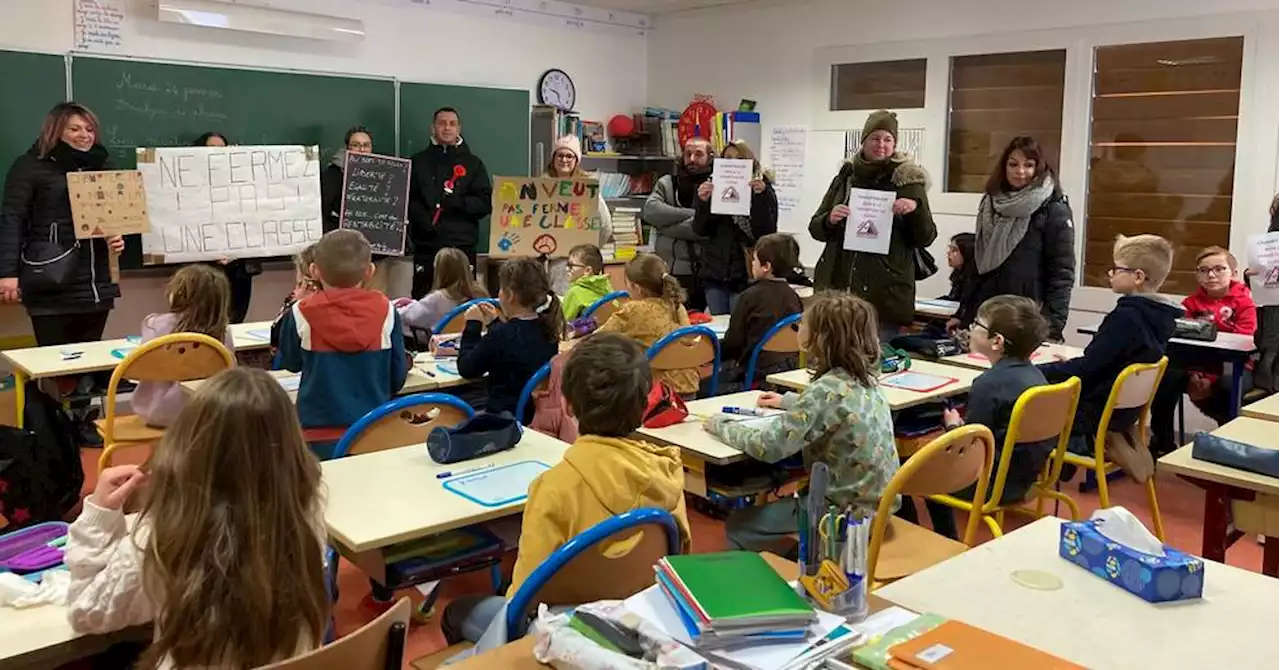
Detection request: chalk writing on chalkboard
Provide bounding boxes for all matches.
[339,152,411,256]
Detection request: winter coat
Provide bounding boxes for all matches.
[808,155,936,329]
[692,177,778,290]
[407,139,492,252]
[0,144,120,316]
[643,174,706,277]
[319,152,345,234]
[957,189,1076,340]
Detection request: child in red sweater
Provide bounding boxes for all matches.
[1151,246,1257,455]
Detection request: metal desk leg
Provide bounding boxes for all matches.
[13,370,26,430]
[1228,359,1245,419]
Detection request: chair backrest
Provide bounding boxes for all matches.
[105,333,236,437]
[743,312,802,386]
[333,393,475,458]
[987,377,1081,508]
[646,325,721,396]
[1095,356,1168,447]
[505,508,682,640]
[869,425,994,572]
[433,298,501,335]
[515,361,554,427]
[582,290,630,324]
[257,597,409,670]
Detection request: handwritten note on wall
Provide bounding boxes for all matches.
[136,146,323,264]
[74,0,125,51]
[769,126,806,214]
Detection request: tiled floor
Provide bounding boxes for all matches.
[72,448,1266,669]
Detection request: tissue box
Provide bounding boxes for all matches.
[1059,520,1203,603]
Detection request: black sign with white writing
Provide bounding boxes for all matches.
[340,151,410,255]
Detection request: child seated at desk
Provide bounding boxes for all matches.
[270,244,317,354]
[1151,246,1258,456]
[1040,234,1180,481]
[598,253,700,397]
[560,243,613,322]
[394,247,487,342]
[717,233,803,391]
[132,264,235,427]
[65,368,329,669]
[705,292,898,556]
[441,332,692,647]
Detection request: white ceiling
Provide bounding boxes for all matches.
[570,0,780,15]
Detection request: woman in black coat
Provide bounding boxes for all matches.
[951,136,1075,341]
[0,103,123,346]
[320,125,375,233]
[691,140,778,314]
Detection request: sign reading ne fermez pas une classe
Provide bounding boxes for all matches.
[136,145,323,264]
[490,177,601,258]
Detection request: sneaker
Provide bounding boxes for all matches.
[1105,427,1154,483]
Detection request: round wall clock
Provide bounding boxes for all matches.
[538,69,576,111]
[678,99,717,148]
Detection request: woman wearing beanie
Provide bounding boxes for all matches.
[809,110,936,339]
[949,136,1075,341]
[545,135,613,294]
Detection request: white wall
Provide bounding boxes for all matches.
[0,0,647,338]
[648,0,1278,346]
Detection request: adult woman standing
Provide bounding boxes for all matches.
[544,135,612,295]
[320,125,374,233]
[809,110,936,339]
[950,137,1075,341]
[193,132,258,323]
[692,140,778,314]
[0,102,124,345]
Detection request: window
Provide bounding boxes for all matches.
[830,59,927,111]
[1085,37,1243,294]
[946,50,1066,193]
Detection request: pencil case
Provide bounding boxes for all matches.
[1191,431,1279,477]
[0,521,69,573]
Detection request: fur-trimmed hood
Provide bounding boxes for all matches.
[845,151,930,189]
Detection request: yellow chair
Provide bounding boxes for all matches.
[1062,357,1168,541]
[646,325,722,396]
[97,333,235,472]
[929,377,1082,537]
[868,425,995,588]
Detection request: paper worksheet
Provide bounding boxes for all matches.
[842,188,893,255]
[711,158,753,216]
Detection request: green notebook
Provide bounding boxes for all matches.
[660,552,814,626]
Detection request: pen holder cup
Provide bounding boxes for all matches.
[797,559,869,623]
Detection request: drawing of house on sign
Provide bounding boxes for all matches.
[856,219,878,238]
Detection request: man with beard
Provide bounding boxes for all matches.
[642,137,712,310]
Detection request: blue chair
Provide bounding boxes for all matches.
[646,325,722,397]
[433,298,501,335]
[504,508,683,640]
[515,361,554,427]
[742,312,803,388]
[580,290,630,324]
[332,393,475,459]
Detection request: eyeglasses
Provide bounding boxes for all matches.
[347,142,372,150]
[969,319,1011,345]
[1196,265,1231,276]
[1108,265,1139,276]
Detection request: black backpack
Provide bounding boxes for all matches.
[0,384,84,529]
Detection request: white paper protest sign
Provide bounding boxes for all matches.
[842,187,893,255]
[710,158,753,216]
[1248,231,1279,307]
[136,145,323,264]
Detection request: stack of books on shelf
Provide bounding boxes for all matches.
[606,207,643,260]
[594,171,634,199]
[655,552,817,651]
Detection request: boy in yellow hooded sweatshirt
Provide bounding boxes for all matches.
[441,332,692,646]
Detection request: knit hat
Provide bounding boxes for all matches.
[861,110,899,142]
[554,135,582,161]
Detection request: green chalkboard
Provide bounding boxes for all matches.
[70,56,396,269]
[399,82,529,253]
[0,50,66,183]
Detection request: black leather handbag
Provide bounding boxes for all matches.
[20,227,79,292]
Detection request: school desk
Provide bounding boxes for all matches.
[1241,392,1279,422]
[322,431,570,586]
[635,391,759,497]
[914,298,959,319]
[0,604,150,670]
[1158,416,1279,576]
[1077,323,1256,419]
[179,367,437,399]
[765,360,983,411]
[876,516,1280,670]
[936,343,1085,371]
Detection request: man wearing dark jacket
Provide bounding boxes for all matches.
[643,138,712,310]
[407,108,491,298]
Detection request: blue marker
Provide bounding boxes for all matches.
[436,463,495,480]
[722,406,767,417]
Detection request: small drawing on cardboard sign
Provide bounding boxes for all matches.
[533,234,558,256]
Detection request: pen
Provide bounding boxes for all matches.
[722,406,767,417]
[415,365,436,378]
[436,463,494,479]
[795,493,808,582]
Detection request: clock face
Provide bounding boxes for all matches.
[678,100,717,148]
[538,69,576,111]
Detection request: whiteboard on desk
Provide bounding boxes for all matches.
[779,129,847,270]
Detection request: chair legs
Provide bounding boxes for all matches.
[982,515,1003,538]
[1094,461,1112,508]
[1145,478,1166,542]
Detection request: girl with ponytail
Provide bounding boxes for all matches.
[598,253,700,396]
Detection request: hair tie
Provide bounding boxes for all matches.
[536,293,554,314]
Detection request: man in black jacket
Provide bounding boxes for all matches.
[407,107,492,298]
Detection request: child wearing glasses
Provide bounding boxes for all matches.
[560,244,614,322]
[1039,234,1181,482]
[1150,246,1257,456]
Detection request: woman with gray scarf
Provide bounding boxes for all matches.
[950,137,1075,341]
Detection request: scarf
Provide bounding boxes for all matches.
[674,162,711,208]
[47,141,108,171]
[975,175,1056,274]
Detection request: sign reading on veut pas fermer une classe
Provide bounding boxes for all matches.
[490,176,601,258]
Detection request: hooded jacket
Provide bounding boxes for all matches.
[808,154,937,329]
[319,150,346,234]
[692,175,778,289]
[507,435,692,595]
[562,273,614,321]
[407,139,492,251]
[1182,280,1256,336]
[0,142,121,315]
[277,287,409,429]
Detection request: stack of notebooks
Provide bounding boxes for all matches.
[655,552,817,651]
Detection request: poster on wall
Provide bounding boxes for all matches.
[769,125,806,214]
[136,145,323,264]
[73,0,126,51]
[339,151,411,256]
[490,176,601,258]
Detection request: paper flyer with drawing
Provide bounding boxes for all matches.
[711,158,753,216]
[1248,231,1278,306]
[842,187,893,255]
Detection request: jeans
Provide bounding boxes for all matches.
[441,594,506,645]
[726,497,802,558]
[29,311,110,347]
[703,285,740,316]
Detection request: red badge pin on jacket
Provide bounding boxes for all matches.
[434,165,469,226]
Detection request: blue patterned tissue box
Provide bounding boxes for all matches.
[1059,520,1203,603]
